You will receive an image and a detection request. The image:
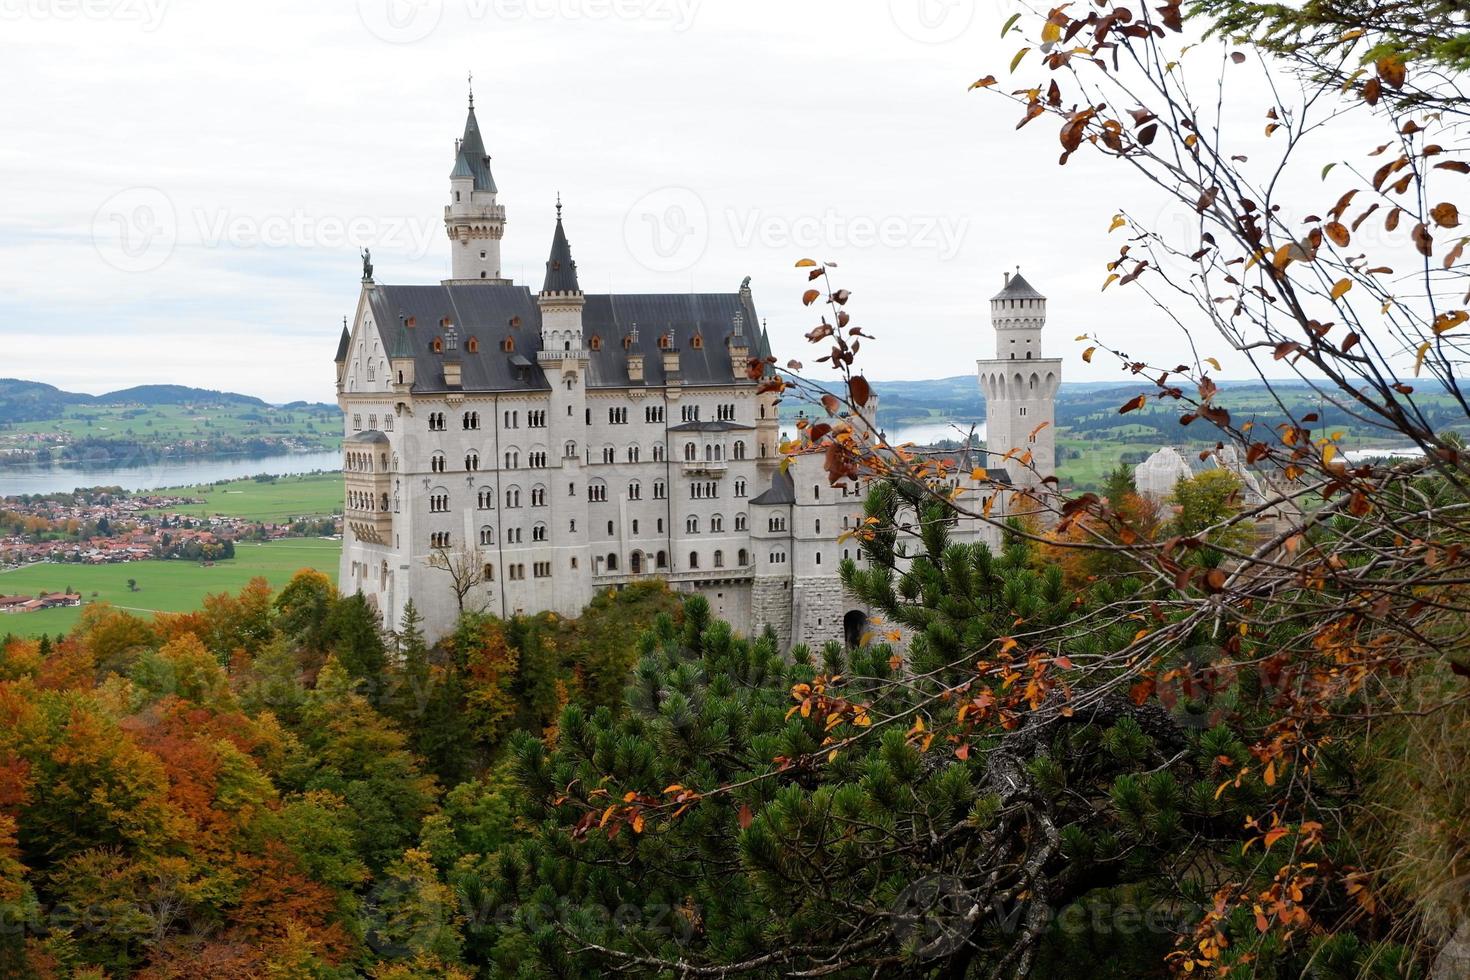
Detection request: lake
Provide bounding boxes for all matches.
[2,422,984,498]
[0,450,344,497]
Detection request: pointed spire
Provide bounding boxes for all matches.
[451,81,497,193]
[334,318,351,363]
[541,200,581,294]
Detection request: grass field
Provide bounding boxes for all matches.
[0,538,340,638]
[4,403,337,443]
[145,472,343,522]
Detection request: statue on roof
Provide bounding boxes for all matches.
[740,275,752,292]
[360,248,374,283]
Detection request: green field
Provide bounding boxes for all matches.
[146,472,343,522]
[3,402,336,443]
[0,538,341,638]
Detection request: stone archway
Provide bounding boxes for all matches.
[843,609,866,649]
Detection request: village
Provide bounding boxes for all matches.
[0,483,340,616]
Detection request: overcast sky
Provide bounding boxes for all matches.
[1,0,1339,403]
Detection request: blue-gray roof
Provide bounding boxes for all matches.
[451,106,497,193]
[542,215,580,293]
[750,469,795,506]
[334,325,350,362]
[992,271,1044,301]
[365,283,761,393]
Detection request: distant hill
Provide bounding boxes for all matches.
[95,384,266,408]
[0,379,306,423]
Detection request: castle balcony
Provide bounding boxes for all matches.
[592,566,754,589]
[346,508,393,545]
[536,350,589,371]
[680,460,728,476]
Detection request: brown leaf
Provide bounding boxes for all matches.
[1413,222,1434,257]
[802,289,820,306]
[738,804,754,829]
[1376,55,1406,89]
[1119,394,1147,414]
[1324,221,1350,247]
[849,375,871,407]
[1432,202,1461,228]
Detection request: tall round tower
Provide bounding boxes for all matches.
[977,270,1062,491]
[444,84,508,283]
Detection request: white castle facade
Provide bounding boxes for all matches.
[335,94,1059,646]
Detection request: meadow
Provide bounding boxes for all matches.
[3,402,337,443]
[0,538,341,637]
[147,472,343,522]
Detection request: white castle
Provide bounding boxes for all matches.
[335,92,1060,646]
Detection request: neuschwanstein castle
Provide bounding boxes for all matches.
[335,92,1060,646]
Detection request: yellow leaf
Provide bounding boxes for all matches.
[968,75,998,90]
[1414,341,1432,376]
[1330,278,1352,299]
[794,258,817,267]
[1009,47,1030,73]
[1082,346,1096,362]
[1040,21,1061,43]
[1102,273,1119,291]
[1204,357,1221,371]
[1109,214,1126,233]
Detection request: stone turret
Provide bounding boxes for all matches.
[977,269,1062,490]
[444,83,508,283]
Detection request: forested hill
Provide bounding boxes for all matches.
[0,379,333,424]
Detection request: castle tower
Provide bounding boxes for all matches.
[977,270,1061,490]
[444,83,508,283]
[536,200,593,611]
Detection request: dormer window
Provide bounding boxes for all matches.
[658,334,672,350]
[466,337,479,353]
[623,334,634,350]
[432,337,443,353]
[406,316,416,328]
[691,333,704,349]
[502,336,515,352]
[589,334,602,351]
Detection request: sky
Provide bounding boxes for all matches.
[0,0,1361,403]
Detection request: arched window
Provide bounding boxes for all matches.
[479,526,495,545]
[738,548,748,566]
[713,549,724,568]
[564,440,577,458]
[606,553,618,571]
[688,551,699,569]
[656,550,668,569]
[735,513,747,531]
[684,442,696,461]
